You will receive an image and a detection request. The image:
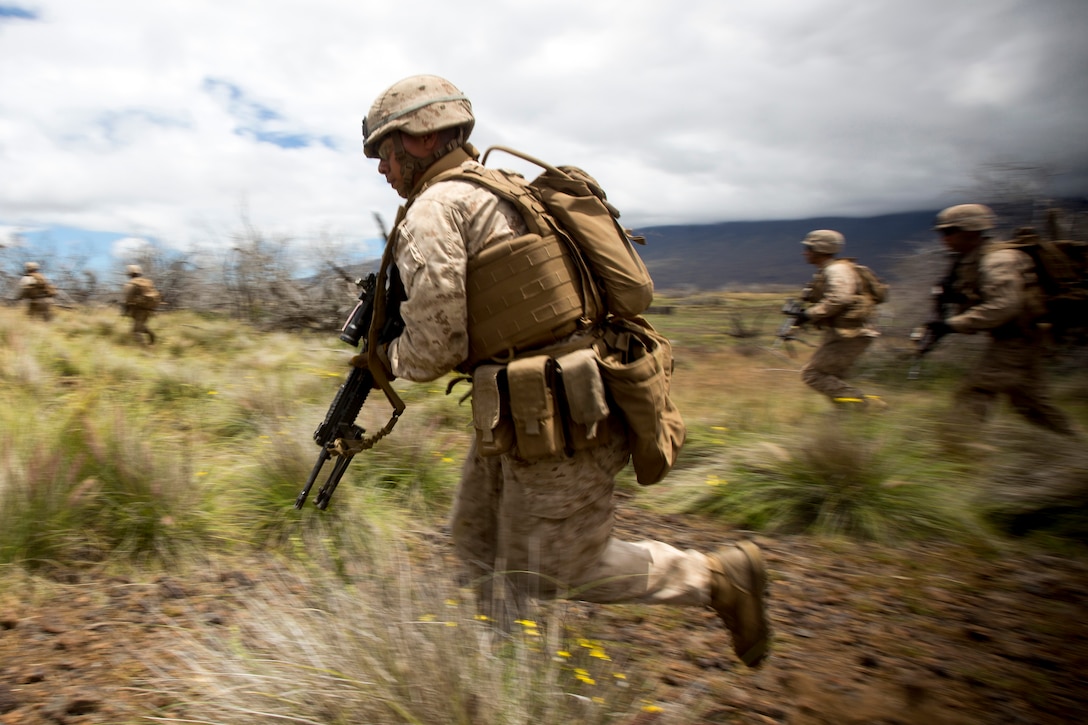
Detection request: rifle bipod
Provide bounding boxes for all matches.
[295,377,404,510]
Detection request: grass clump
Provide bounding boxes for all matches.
[215,432,340,546]
[682,418,978,542]
[974,425,1088,545]
[0,404,208,569]
[0,441,97,568]
[359,421,464,515]
[147,547,689,725]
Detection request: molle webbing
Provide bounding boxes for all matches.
[448,163,605,325]
[457,163,550,235]
[422,161,600,369]
[464,232,587,368]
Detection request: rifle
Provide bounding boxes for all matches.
[295,271,405,510]
[908,277,958,380]
[772,298,808,355]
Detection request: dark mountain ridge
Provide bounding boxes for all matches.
[630,209,939,290]
[342,200,1084,292]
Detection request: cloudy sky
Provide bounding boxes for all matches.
[1,0,1086,266]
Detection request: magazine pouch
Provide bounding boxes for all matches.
[555,347,611,451]
[507,355,565,460]
[471,364,515,457]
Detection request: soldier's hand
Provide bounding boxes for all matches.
[348,345,391,371]
[348,353,382,390]
[349,346,393,390]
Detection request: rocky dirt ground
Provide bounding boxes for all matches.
[0,499,1085,725]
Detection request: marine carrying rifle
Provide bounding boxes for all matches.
[295,271,405,510]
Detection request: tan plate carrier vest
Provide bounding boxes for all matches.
[376,154,683,482]
[429,163,605,369]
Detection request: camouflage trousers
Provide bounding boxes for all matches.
[950,334,1075,437]
[129,309,155,345]
[451,416,710,620]
[26,299,53,321]
[800,335,874,403]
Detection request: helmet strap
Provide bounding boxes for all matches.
[392,129,469,197]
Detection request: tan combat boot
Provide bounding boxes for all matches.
[863,395,889,412]
[707,541,770,667]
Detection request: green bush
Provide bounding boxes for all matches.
[683,419,980,542]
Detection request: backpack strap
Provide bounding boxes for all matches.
[436,162,604,324]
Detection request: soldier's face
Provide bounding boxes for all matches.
[376,135,403,192]
[803,247,832,266]
[939,227,973,254]
[376,132,435,197]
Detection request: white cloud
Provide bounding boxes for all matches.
[0,0,1086,263]
[110,235,154,261]
[0,226,29,248]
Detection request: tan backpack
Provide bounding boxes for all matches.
[852,262,889,304]
[465,146,655,320]
[987,231,1087,341]
[26,272,56,299]
[454,148,683,485]
[128,277,161,310]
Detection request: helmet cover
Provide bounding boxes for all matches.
[934,204,996,232]
[362,74,474,158]
[801,229,845,254]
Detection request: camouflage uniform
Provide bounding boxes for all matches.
[18,267,55,321]
[800,258,880,406]
[366,74,768,667]
[387,152,713,613]
[943,245,1076,436]
[122,269,157,345]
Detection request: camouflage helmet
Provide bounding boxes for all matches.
[801,230,844,255]
[24,261,40,272]
[934,204,995,232]
[126,264,143,276]
[362,75,474,158]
